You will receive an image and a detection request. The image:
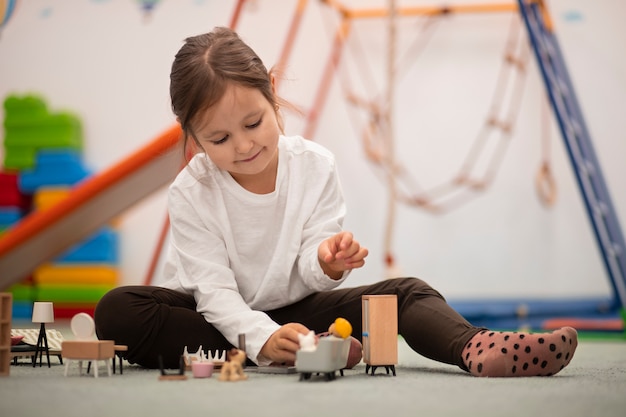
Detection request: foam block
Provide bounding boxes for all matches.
[34,264,118,286]
[33,186,70,210]
[53,305,97,320]
[35,284,113,304]
[0,207,21,227]
[7,283,35,302]
[0,172,30,209]
[3,94,82,170]
[56,228,119,264]
[18,150,91,193]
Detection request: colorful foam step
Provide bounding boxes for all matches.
[3,94,82,170]
[0,206,21,227]
[11,300,33,320]
[18,149,91,193]
[3,94,48,124]
[7,283,35,302]
[35,284,113,304]
[34,264,118,286]
[32,186,123,227]
[33,186,70,209]
[30,188,120,263]
[52,304,97,320]
[11,302,98,320]
[56,228,119,264]
[0,171,31,209]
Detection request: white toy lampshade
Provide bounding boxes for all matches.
[32,302,55,323]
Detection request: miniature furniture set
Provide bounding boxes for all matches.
[296,335,351,381]
[31,301,55,367]
[362,294,398,376]
[0,293,11,376]
[62,312,114,377]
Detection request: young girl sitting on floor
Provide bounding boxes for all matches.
[95,26,577,377]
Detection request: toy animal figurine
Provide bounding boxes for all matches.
[298,330,317,352]
[218,348,248,382]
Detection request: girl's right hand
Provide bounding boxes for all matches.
[318,231,368,279]
[259,322,310,365]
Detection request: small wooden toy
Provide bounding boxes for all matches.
[0,293,12,376]
[208,349,226,368]
[183,346,226,370]
[63,340,114,377]
[158,355,187,381]
[62,313,114,377]
[362,294,398,376]
[218,348,248,382]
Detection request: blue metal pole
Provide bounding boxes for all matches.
[517,0,626,309]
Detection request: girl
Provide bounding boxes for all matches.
[95,27,577,377]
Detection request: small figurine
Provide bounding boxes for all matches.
[328,317,353,339]
[218,348,248,382]
[298,330,317,352]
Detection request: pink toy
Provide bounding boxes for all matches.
[191,361,214,378]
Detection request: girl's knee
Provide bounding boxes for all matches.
[96,286,143,317]
[94,286,153,336]
[393,277,445,300]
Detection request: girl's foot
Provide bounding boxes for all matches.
[462,326,578,377]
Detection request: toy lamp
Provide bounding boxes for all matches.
[32,302,54,368]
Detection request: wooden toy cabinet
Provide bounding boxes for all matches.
[362,294,398,376]
[0,293,12,376]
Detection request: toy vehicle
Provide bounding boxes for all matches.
[295,335,351,381]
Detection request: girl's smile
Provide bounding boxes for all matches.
[237,149,262,163]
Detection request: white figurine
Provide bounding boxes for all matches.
[298,330,317,352]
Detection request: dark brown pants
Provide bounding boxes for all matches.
[94,277,481,371]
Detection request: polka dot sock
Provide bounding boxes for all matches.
[462,326,578,377]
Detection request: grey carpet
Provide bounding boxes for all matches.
[1,330,625,417]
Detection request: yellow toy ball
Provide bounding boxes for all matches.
[330,317,352,339]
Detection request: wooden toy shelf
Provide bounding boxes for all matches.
[0,293,13,376]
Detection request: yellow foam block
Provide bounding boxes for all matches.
[33,186,70,210]
[32,187,122,227]
[34,264,118,285]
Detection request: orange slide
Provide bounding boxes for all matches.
[0,125,184,290]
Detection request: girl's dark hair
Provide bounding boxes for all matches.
[170,27,280,157]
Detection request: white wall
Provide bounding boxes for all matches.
[1,0,624,301]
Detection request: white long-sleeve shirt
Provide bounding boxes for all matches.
[159,135,349,364]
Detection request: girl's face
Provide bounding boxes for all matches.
[193,83,281,192]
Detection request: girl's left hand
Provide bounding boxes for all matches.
[318,231,368,279]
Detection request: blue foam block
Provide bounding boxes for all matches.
[0,206,22,228]
[12,301,33,320]
[56,227,119,263]
[18,149,91,193]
